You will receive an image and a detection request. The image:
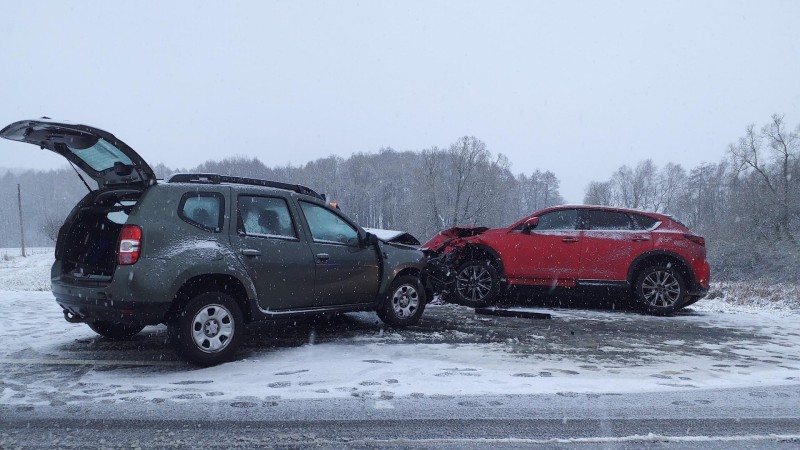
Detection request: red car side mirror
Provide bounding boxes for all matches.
[523,217,539,233]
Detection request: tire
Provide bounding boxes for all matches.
[634,265,687,316]
[452,260,501,308]
[169,292,244,366]
[87,321,145,340]
[377,275,427,327]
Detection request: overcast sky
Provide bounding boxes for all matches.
[1,0,799,203]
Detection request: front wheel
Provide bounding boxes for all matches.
[453,260,501,308]
[87,321,145,340]
[377,275,426,327]
[634,265,686,316]
[169,292,244,366]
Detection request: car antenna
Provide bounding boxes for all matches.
[69,162,93,192]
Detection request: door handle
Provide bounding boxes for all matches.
[316,253,330,262]
[631,236,650,242]
[241,248,261,256]
[561,237,579,243]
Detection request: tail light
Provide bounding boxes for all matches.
[683,234,705,247]
[118,224,142,265]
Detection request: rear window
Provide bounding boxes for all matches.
[67,138,134,171]
[631,213,659,230]
[178,192,224,232]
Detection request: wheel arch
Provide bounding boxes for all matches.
[166,273,254,324]
[627,251,695,289]
[460,244,506,278]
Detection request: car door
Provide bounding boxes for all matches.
[230,194,317,311]
[500,208,582,287]
[577,209,654,282]
[298,200,381,306]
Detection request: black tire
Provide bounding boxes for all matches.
[377,275,427,327]
[87,321,145,340]
[169,292,244,366]
[452,260,501,308]
[634,265,687,316]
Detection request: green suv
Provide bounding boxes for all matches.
[1,119,428,366]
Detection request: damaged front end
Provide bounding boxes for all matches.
[421,226,489,297]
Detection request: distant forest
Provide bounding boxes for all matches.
[0,135,562,249]
[1,116,797,282]
[584,115,799,282]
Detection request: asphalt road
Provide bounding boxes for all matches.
[3,296,800,448]
[3,387,800,448]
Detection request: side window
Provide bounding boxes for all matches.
[179,192,224,232]
[582,210,634,230]
[299,201,358,245]
[238,196,297,239]
[535,209,577,231]
[631,213,659,230]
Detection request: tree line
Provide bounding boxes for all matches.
[2,116,795,283]
[0,136,562,250]
[584,114,799,282]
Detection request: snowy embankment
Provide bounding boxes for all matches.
[1,249,799,406]
[0,248,53,291]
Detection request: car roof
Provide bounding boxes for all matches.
[167,173,325,201]
[543,204,664,218]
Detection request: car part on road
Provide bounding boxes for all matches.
[474,307,552,319]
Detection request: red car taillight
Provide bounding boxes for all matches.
[118,224,142,265]
[683,234,705,247]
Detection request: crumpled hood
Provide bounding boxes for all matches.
[363,228,421,246]
[420,226,490,252]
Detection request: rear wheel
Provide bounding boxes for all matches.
[87,321,145,340]
[453,260,501,308]
[169,292,244,366]
[634,265,686,316]
[378,275,427,327]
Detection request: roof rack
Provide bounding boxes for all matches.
[168,173,325,200]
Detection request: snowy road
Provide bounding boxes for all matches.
[2,252,800,446]
[3,291,800,402]
[2,286,800,447]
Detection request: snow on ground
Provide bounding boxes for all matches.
[1,250,799,406]
[0,248,53,291]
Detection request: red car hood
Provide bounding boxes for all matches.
[421,226,490,252]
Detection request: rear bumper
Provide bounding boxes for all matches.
[55,291,170,325]
[51,257,173,325]
[688,259,711,297]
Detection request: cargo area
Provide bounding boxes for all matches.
[57,189,142,282]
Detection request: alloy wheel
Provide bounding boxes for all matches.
[640,270,682,307]
[456,264,493,303]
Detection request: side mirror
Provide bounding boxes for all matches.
[361,231,379,247]
[523,217,539,233]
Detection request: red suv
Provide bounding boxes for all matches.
[421,205,710,315]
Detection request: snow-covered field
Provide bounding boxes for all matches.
[1,250,799,407]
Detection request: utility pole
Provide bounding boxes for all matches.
[17,184,26,257]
